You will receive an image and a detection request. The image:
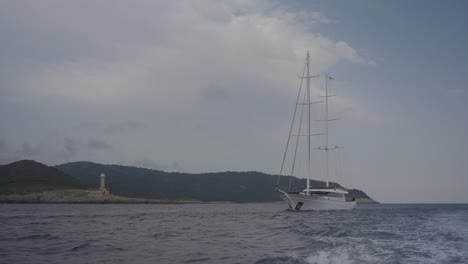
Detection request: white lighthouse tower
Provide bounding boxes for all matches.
[100,173,105,190]
[99,173,109,195]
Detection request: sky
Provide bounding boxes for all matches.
[0,0,467,203]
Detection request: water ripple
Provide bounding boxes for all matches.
[0,203,467,264]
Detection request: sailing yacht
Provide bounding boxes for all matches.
[276,52,356,211]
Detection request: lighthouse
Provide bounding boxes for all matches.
[85,173,110,195]
[99,173,110,195]
[100,173,106,190]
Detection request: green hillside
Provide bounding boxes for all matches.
[57,161,375,202]
[0,160,82,194]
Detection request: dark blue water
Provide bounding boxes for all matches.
[0,204,467,264]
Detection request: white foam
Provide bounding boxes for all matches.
[305,249,351,264]
[305,245,381,264]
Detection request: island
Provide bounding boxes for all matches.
[0,160,378,204]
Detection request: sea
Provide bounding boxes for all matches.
[0,203,467,264]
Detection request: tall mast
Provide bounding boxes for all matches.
[306,51,311,195]
[325,74,329,187]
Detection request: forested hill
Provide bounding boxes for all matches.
[56,161,376,203]
[0,160,81,194]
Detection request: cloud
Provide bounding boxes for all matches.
[64,137,78,156]
[447,89,465,95]
[103,121,147,135]
[19,143,41,157]
[0,139,5,152]
[0,0,377,173]
[2,0,374,106]
[308,11,338,25]
[87,138,112,150]
[201,84,233,103]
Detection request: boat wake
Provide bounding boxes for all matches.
[1,203,467,264]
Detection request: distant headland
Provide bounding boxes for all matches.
[0,160,378,204]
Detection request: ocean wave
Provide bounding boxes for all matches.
[255,256,307,264]
[69,242,91,252]
[17,234,53,241]
[184,257,211,263]
[2,204,467,264]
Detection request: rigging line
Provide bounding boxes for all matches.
[276,60,307,187]
[336,148,341,187]
[289,85,307,191]
[319,144,325,186]
[334,148,339,187]
[340,148,347,187]
[338,148,344,187]
[293,135,304,192]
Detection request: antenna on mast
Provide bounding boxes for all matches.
[306,51,311,195]
[325,74,329,187]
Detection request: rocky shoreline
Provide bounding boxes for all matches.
[0,189,379,204]
[355,198,380,204]
[0,189,198,204]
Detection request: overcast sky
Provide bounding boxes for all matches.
[1,0,467,203]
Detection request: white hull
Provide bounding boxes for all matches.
[279,190,356,211]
